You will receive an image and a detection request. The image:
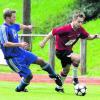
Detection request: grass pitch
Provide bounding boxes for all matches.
[0,82,99,100]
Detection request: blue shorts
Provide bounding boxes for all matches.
[6,51,38,78]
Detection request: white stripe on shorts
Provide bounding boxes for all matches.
[8,58,20,73]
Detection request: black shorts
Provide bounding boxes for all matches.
[56,50,73,68]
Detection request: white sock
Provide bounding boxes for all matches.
[61,75,66,84]
[56,85,63,89]
[72,67,78,79]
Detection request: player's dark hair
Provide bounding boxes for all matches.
[73,10,85,19]
[3,9,16,19]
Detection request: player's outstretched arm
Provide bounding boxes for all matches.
[20,24,33,30]
[87,34,99,40]
[40,31,53,48]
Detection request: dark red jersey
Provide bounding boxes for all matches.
[52,24,89,51]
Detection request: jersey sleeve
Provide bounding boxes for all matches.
[14,24,20,32]
[0,26,8,44]
[52,25,67,36]
[80,27,89,39]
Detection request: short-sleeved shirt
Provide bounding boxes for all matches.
[0,23,26,58]
[52,24,89,51]
[0,23,38,78]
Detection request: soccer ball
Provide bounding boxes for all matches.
[74,84,87,96]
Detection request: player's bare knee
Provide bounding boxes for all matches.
[73,56,80,64]
[35,57,46,66]
[77,55,80,63]
[71,54,80,63]
[75,58,80,64]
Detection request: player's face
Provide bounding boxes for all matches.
[73,17,84,29]
[10,13,16,24]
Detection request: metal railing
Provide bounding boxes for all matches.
[19,34,87,75]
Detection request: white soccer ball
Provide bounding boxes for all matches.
[74,84,87,96]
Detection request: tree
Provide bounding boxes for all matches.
[80,0,100,21]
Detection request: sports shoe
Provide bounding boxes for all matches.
[15,87,28,92]
[55,87,64,93]
[54,75,62,86]
[73,78,79,85]
[49,74,62,86]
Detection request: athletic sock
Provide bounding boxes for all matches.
[72,66,79,85]
[42,64,56,77]
[55,71,67,89]
[72,67,78,79]
[60,71,67,84]
[17,78,29,90]
[56,85,63,89]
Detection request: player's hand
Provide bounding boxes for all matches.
[96,34,100,38]
[39,41,45,48]
[91,34,99,39]
[20,42,28,49]
[27,25,33,30]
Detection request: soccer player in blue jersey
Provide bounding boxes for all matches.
[0,8,62,92]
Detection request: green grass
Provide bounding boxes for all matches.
[0,0,23,23]
[31,0,78,33]
[0,82,99,100]
[0,0,78,33]
[0,0,100,76]
[0,19,100,76]
[21,20,100,77]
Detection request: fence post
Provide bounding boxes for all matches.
[49,37,55,69]
[23,0,32,51]
[80,39,87,75]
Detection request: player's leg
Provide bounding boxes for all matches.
[6,57,33,92]
[60,64,70,85]
[70,53,80,85]
[25,51,62,86]
[55,50,72,93]
[34,57,62,87]
[25,51,56,77]
[16,70,33,92]
[55,64,70,93]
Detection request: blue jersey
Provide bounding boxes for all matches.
[0,23,38,78]
[0,23,26,59]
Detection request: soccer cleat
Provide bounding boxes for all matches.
[73,78,79,85]
[55,87,64,93]
[15,87,28,92]
[54,75,62,86]
[49,74,62,86]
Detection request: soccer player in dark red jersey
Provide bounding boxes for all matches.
[40,10,99,93]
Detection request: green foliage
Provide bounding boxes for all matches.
[80,0,100,21]
[0,0,23,24]
[0,19,100,76]
[0,0,78,33]
[32,0,77,34]
[83,19,100,76]
[32,0,76,33]
[83,19,100,33]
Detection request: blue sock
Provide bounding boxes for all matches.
[42,64,56,77]
[17,79,29,90]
